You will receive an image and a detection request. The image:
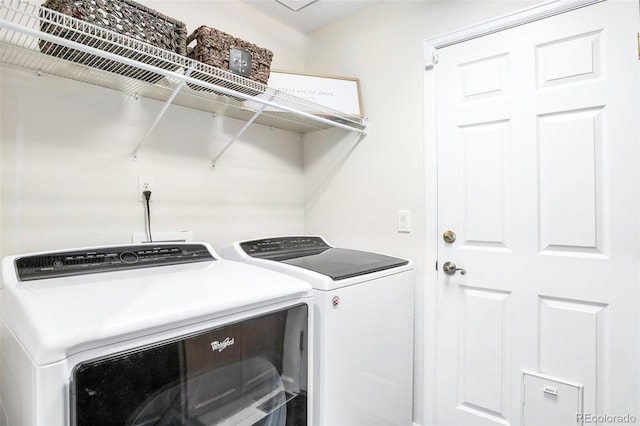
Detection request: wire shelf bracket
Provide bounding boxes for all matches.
[211,93,277,168]
[132,64,196,161]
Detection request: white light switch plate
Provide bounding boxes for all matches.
[398,210,411,233]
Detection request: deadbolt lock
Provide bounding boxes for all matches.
[443,230,457,244]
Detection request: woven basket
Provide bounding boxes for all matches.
[39,0,187,83]
[186,25,273,96]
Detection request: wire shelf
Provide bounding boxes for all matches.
[0,0,367,135]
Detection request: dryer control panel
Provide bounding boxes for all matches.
[15,244,215,281]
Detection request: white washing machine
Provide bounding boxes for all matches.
[0,242,313,426]
[222,236,414,426]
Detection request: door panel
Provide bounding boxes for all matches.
[457,287,511,420]
[538,107,605,255]
[434,1,639,425]
[460,120,511,250]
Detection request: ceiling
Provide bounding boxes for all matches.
[242,0,378,33]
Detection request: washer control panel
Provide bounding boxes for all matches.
[15,244,215,281]
[239,236,331,260]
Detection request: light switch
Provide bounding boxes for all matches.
[398,210,411,233]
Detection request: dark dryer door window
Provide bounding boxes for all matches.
[71,304,308,426]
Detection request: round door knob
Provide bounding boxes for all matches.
[442,261,466,276]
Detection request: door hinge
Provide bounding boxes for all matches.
[424,45,439,70]
[435,260,438,271]
[637,32,640,60]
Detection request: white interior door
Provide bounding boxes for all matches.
[432,1,639,425]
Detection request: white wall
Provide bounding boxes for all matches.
[0,0,308,258]
[302,1,536,424]
[0,67,305,255]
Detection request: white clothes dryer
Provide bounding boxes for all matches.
[0,242,313,426]
[222,236,414,426]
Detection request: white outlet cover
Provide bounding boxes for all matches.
[138,176,154,202]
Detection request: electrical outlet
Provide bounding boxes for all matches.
[138,176,154,202]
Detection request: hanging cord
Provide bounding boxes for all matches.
[143,190,153,243]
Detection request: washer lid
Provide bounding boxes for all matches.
[237,236,409,281]
[280,248,409,281]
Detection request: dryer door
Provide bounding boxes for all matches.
[71,304,308,426]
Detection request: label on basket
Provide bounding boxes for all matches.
[229,48,252,78]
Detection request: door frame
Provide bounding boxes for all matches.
[422,1,606,425]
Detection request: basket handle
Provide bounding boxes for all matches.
[186,26,204,48]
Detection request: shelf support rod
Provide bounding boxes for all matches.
[211,94,276,168]
[132,65,195,160]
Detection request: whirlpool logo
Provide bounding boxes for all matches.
[210,337,235,353]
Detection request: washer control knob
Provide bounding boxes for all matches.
[120,251,139,264]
